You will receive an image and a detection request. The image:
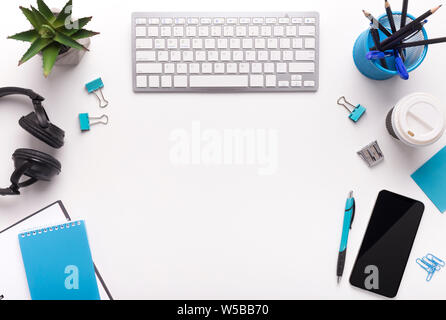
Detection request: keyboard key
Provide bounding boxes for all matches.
[289,62,315,73]
[283,51,293,61]
[277,63,287,73]
[264,63,274,73]
[196,51,206,61]
[180,39,191,49]
[177,64,187,74]
[266,18,277,24]
[201,18,212,24]
[293,38,303,48]
[242,39,253,49]
[258,51,268,61]
[227,63,237,73]
[148,18,160,24]
[292,17,303,24]
[305,17,316,24]
[173,27,184,37]
[273,26,284,36]
[305,38,316,49]
[268,38,278,49]
[135,27,147,37]
[167,39,178,49]
[161,75,172,87]
[136,75,147,88]
[190,75,249,87]
[199,26,209,36]
[214,18,225,24]
[240,18,250,24]
[224,26,234,36]
[154,39,165,49]
[279,81,289,87]
[208,51,219,61]
[291,81,302,87]
[226,18,237,24]
[136,18,147,25]
[161,18,173,24]
[175,18,186,25]
[218,39,228,49]
[192,39,203,49]
[286,26,297,36]
[221,51,231,61]
[136,39,153,49]
[136,63,162,74]
[183,51,194,61]
[160,27,171,36]
[158,51,168,61]
[252,63,262,73]
[214,63,225,73]
[187,18,199,25]
[236,26,247,37]
[186,26,197,36]
[291,75,302,81]
[239,63,250,73]
[299,25,316,36]
[169,50,181,61]
[261,26,272,36]
[280,38,291,49]
[248,26,259,36]
[253,18,264,24]
[148,27,159,36]
[230,39,241,49]
[250,75,264,87]
[233,51,243,61]
[295,50,315,61]
[266,75,276,87]
[202,63,212,73]
[149,76,160,88]
[136,51,156,61]
[174,76,188,87]
[270,51,281,61]
[164,63,175,74]
[211,26,222,36]
[245,51,256,61]
[279,18,290,24]
[254,39,266,49]
[304,80,315,87]
[205,39,216,49]
[189,63,200,73]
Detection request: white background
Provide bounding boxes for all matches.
[1,0,446,300]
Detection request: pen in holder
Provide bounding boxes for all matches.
[353,12,428,80]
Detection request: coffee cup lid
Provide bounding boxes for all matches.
[393,93,446,146]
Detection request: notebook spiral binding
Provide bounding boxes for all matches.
[20,221,83,238]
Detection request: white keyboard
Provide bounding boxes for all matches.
[132,12,319,92]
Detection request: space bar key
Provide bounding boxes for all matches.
[189,75,249,88]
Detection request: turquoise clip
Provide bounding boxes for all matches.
[417,254,444,282]
[79,113,109,132]
[85,78,109,108]
[337,96,366,123]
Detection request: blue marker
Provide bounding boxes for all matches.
[394,49,409,80]
[337,191,356,284]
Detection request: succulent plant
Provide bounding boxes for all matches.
[8,0,99,77]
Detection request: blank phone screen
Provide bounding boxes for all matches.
[350,190,424,298]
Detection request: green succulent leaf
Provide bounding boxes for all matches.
[53,31,88,51]
[71,29,99,40]
[31,5,54,28]
[39,24,56,39]
[8,30,39,42]
[53,0,73,28]
[60,17,93,36]
[19,37,53,65]
[42,43,61,77]
[19,6,39,30]
[37,0,55,22]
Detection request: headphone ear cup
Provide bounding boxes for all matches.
[13,149,61,182]
[19,113,65,149]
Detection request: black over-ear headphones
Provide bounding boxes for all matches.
[0,87,65,196]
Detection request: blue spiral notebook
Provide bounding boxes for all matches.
[18,220,100,300]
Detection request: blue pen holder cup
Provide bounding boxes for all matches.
[353,12,428,80]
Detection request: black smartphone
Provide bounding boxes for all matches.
[350,190,424,298]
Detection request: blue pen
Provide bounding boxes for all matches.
[337,191,356,283]
[394,49,409,80]
[366,50,394,60]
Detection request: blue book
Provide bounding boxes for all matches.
[18,220,100,300]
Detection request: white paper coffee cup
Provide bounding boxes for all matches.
[386,93,446,147]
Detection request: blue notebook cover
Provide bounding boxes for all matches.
[18,220,100,300]
[412,146,446,213]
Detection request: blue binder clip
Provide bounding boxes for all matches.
[337,96,366,123]
[79,113,109,132]
[85,78,109,108]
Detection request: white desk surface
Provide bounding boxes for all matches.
[1,0,446,300]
